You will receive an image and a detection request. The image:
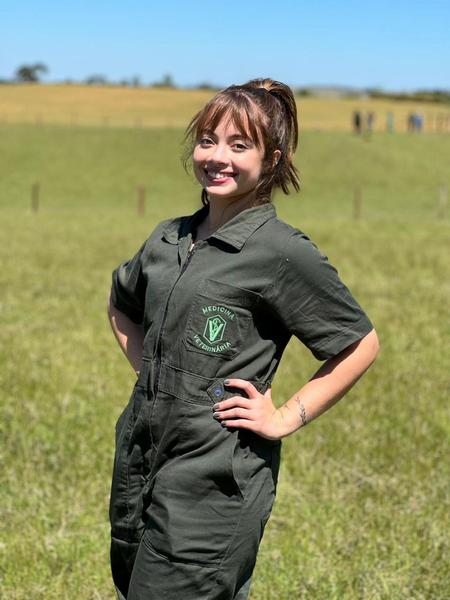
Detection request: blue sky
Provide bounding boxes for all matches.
[1,0,449,90]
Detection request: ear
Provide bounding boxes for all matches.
[272,149,281,169]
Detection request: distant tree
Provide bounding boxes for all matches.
[131,75,141,87]
[365,87,384,99]
[153,73,176,88]
[195,81,217,91]
[85,75,108,86]
[15,63,48,83]
[295,87,312,97]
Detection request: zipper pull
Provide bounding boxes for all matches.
[180,243,196,274]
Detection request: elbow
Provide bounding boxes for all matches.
[366,328,381,365]
[107,290,114,317]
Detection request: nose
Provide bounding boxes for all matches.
[207,143,228,165]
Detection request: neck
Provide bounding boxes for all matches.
[205,191,257,233]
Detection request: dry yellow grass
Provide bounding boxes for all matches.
[0,83,449,131]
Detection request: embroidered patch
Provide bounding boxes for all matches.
[192,304,237,353]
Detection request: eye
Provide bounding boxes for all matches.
[199,137,213,146]
[232,142,248,151]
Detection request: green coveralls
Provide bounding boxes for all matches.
[109,202,373,600]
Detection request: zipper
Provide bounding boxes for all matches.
[152,241,198,395]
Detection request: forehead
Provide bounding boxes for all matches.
[198,102,264,148]
[203,118,251,138]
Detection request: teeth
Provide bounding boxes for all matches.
[207,171,234,179]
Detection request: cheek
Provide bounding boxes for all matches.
[248,159,265,181]
[192,153,205,182]
[243,151,265,180]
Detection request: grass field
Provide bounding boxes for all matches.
[0,114,449,599]
[1,84,450,131]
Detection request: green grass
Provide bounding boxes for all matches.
[1,124,449,222]
[0,124,449,599]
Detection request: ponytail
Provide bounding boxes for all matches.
[243,78,300,200]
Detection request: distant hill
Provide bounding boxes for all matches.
[295,85,450,104]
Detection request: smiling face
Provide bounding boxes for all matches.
[192,114,266,205]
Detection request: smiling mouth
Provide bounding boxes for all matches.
[204,169,237,181]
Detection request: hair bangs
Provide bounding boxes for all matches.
[192,92,265,150]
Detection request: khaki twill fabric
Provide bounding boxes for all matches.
[109,202,373,599]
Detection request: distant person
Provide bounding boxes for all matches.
[408,112,416,132]
[366,111,375,133]
[407,113,413,132]
[107,77,379,600]
[353,110,362,134]
[415,112,424,132]
[386,111,394,132]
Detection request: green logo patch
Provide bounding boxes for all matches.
[204,315,226,343]
[192,304,237,354]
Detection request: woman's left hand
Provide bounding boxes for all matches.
[212,378,287,440]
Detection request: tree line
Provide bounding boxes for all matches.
[2,63,449,103]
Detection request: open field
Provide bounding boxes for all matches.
[0,122,449,598]
[1,84,450,131]
[1,124,449,220]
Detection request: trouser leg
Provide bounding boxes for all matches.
[109,378,152,599]
[233,575,252,600]
[125,414,281,599]
[111,537,140,600]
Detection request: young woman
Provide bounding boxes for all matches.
[107,78,380,600]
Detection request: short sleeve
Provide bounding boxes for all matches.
[110,241,146,324]
[266,232,374,361]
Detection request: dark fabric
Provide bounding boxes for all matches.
[109,202,374,598]
[263,231,373,360]
[111,242,147,324]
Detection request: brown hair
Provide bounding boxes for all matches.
[182,78,300,206]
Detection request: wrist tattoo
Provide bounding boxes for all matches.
[295,396,309,427]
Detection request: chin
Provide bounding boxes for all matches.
[206,187,236,197]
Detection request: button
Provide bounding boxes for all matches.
[207,380,225,402]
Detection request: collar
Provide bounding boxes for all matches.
[162,202,277,251]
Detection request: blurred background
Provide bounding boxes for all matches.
[1,1,449,598]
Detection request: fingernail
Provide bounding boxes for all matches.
[212,412,220,419]
[212,403,219,410]
[224,379,230,385]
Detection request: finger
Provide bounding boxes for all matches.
[213,397,253,411]
[214,407,253,420]
[223,378,259,398]
[222,418,257,431]
[264,387,272,399]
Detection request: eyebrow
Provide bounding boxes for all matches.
[200,129,253,143]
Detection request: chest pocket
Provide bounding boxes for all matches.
[183,278,262,360]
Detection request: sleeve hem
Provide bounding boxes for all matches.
[310,315,374,361]
[110,295,144,325]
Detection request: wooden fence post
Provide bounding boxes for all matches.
[353,186,362,220]
[31,182,40,213]
[438,185,448,219]
[137,186,146,216]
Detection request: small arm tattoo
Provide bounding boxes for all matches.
[295,396,309,427]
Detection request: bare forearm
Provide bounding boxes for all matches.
[278,329,380,437]
[107,293,145,373]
